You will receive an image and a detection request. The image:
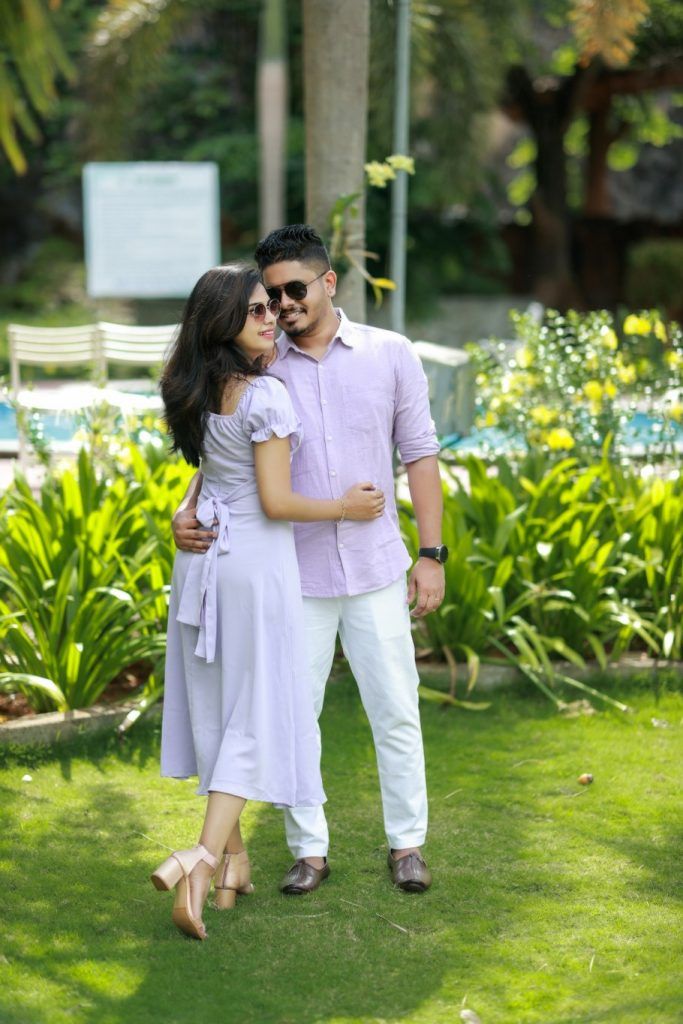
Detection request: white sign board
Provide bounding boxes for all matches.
[83,162,220,298]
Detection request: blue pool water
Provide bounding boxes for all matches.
[2,402,682,455]
[0,402,78,444]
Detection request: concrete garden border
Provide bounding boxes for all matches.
[0,702,161,747]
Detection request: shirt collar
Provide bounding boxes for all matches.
[276,308,356,358]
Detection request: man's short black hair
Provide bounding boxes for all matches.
[254,224,331,272]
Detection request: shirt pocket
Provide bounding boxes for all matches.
[341,385,393,439]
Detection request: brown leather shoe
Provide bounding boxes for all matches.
[387,851,432,892]
[280,859,330,895]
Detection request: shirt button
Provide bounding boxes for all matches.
[322,399,328,405]
[339,543,345,549]
[326,435,332,441]
[330,470,337,476]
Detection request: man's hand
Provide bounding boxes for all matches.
[407,557,445,618]
[172,505,216,552]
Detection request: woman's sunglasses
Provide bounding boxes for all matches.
[265,269,329,303]
[248,298,281,322]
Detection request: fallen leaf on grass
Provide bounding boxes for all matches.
[460,1009,482,1023]
[559,699,596,718]
[418,685,491,710]
[651,717,670,728]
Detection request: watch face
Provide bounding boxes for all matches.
[438,545,449,563]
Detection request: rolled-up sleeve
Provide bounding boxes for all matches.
[392,337,440,464]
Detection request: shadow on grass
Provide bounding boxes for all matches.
[2,675,680,1024]
[0,678,528,1024]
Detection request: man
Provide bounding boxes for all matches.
[173,224,446,893]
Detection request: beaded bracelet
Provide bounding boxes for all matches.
[337,498,346,524]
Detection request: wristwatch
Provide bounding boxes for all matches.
[418,545,449,564]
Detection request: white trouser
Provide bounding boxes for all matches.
[284,577,428,858]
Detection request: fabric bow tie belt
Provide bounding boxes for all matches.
[176,495,231,663]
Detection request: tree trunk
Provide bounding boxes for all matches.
[258,0,288,237]
[530,93,579,308]
[302,0,370,321]
[584,102,613,217]
[505,67,582,308]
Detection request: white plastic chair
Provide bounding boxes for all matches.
[97,322,177,413]
[7,323,101,464]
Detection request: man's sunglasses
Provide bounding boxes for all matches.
[248,298,281,322]
[265,269,329,303]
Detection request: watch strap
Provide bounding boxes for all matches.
[418,546,447,563]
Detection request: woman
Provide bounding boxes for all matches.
[152,264,384,940]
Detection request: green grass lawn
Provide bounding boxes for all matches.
[1,671,681,1024]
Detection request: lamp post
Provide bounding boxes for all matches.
[390,0,411,335]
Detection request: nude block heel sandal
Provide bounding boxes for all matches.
[150,844,219,940]
[214,850,254,910]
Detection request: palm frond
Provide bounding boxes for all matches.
[0,0,74,173]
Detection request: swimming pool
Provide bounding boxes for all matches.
[0,402,80,454]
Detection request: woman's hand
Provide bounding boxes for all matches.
[342,482,385,521]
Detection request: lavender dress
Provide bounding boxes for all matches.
[160,376,326,807]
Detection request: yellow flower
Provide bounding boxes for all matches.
[623,314,651,336]
[600,328,618,351]
[585,352,599,372]
[386,154,416,175]
[545,427,575,451]
[616,362,637,385]
[670,404,683,423]
[516,346,534,369]
[483,410,499,427]
[604,380,617,399]
[584,380,603,403]
[364,161,396,188]
[665,351,683,369]
[502,371,532,396]
[654,319,667,342]
[530,405,557,426]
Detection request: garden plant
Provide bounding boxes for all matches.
[401,308,683,709]
[0,413,193,713]
[3,310,683,718]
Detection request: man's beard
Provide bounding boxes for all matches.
[280,310,314,338]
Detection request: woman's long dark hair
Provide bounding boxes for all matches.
[161,263,264,466]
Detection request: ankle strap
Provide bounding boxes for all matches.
[196,844,219,870]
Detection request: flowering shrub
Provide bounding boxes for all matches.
[467,309,683,460]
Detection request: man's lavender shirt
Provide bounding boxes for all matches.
[267,309,439,598]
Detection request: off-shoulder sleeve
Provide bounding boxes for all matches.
[244,377,303,453]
